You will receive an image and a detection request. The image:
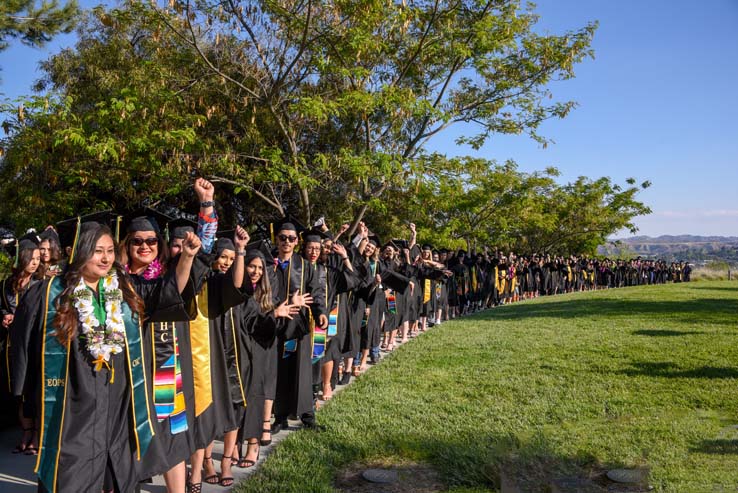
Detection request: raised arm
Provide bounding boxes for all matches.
[176,232,201,293]
[232,226,250,289]
[194,177,218,254]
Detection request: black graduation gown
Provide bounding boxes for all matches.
[189,256,247,448]
[3,276,41,417]
[238,295,282,439]
[320,253,362,362]
[12,273,184,493]
[378,259,410,332]
[271,254,327,420]
[354,258,384,351]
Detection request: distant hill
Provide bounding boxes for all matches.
[598,235,738,264]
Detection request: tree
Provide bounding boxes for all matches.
[149,0,596,227]
[1,0,79,53]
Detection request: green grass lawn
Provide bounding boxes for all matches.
[235,281,738,493]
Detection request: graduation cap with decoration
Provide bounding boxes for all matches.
[57,210,123,263]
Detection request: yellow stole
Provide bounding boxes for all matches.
[189,282,213,416]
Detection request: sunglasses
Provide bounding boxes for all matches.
[278,234,298,243]
[131,237,159,247]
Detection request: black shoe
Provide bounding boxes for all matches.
[301,419,326,432]
[271,419,288,434]
[369,355,379,365]
[338,373,351,386]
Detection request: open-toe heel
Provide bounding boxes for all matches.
[202,456,219,485]
[219,456,234,487]
[238,440,260,468]
[260,419,272,446]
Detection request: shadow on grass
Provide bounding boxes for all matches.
[631,329,705,337]
[473,297,738,327]
[689,286,738,291]
[691,440,738,455]
[618,361,738,379]
[328,431,618,492]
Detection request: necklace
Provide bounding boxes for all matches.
[72,272,126,372]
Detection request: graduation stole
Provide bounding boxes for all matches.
[310,267,331,363]
[190,282,213,417]
[152,322,187,434]
[386,291,397,314]
[282,257,304,358]
[423,279,431,304]
[471,268,478,292]
[435,281,442,300]
[38,277,154,493]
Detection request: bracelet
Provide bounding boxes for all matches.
[237,250,247,256]
[200,200,215,208]
[341,256,349,261]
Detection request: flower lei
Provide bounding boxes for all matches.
[125,258,163,280]
[72,272,126,371]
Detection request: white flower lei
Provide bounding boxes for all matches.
[72,272,126,366]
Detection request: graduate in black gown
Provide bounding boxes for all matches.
[10,220,200,493]
[271,221,327,432]
[237,249,306,468]
[350,227,384,371]
[2,233,42,455]
[120,211,195,493]
[198,226,251,488]
[309,229,362,395]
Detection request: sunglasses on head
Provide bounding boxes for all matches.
[278,234,298,243]
[131,237,159,247]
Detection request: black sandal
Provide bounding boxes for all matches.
[260,419,272,446]
[186,481,202,493]
[238,440,260,468]
[202,456,219,485]
[219,456,234,487]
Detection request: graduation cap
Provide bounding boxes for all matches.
[367,234,381,247]
[392,238,409,250]
[214,229,236,255]
[57,210,123,262]
[380,270,410,292]
[121,207,173,241]
[270,214,307,243]
[301,227,331,245]
[39,227,61,246]
[5,231,41,268]
[246,239,275,264]
[421,243,433,251]
[168,217,197,242]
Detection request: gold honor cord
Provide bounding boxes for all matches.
[229,308,247,407]
[190,283,213,416]
[423,279,431,304]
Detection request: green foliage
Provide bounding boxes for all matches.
[0,0,78,52]
[0,0,647,254]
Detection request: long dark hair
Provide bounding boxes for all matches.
[10,248,40,294]
[53,223,145,344]
[245,252,273,313]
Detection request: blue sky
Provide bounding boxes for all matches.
[2,0,738,237]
